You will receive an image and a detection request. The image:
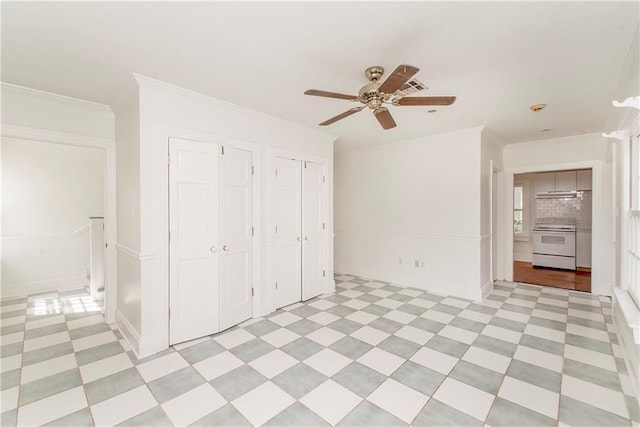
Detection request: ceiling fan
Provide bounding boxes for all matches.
[304,64,456,130]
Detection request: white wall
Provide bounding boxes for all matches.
[1,84,114,298]
[114,75,336,356]
[1,137,104,296]
[335,127,487,301]
[513,173,537,262]
[503,133,614,296]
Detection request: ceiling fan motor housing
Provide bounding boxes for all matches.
[359,83,384,109]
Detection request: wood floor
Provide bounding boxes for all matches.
[513,261,591,293]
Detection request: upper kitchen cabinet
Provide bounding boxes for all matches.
[577,169,592,191]
[535,171,577,192]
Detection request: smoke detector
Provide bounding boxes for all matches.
[530,103,546,112]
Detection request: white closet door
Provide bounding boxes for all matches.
[169,138,219,345]
[275,157,302,308]
[302,161,324,300]
[219,146,253,331]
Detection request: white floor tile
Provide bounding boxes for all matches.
[398,288,423,297]
[407,298,436,310]
[566,324,610,342]
[441,297,470,309]
[304,348,352,377]
[411,347,458,375]
[374,298,403,309]
[0,315,26,327]
[498,376,559,419]
[351,325,390,346]
[357,347,405,376]
[345,310,378,325]
[21,353,77,384]
[71,330,116,352]
[25,314,65,330]
[172,336,211,351]
[341,299,370,310]
[438,325,478,345]
[306,327,345,346]
[90,385,157,426]
[1,386,19,412]
[249,349,298,379]
[394,325,434,345]
[513,345,564,373]
[162,383,225,426]
[193,351,244,381]
[2,332,24,346]
[307,311,340,326]
[369,289,393,298]
[433,378,494,422]
[0,302,27,313]
[261,328,300,347]
[80,352,133,383]
[384,310,417,324]
[299,379,362,425]
[482,325,522,344]
[513,288,540,297]
[340,290,364,299]
[462,346,511,374]
[268,312,302,327]
[495,309,529,324]
[136,352,189,383]
[213,328,255,349]
[66,314,104,330]
[567,309,604,322]
[367,378,428,423]
[538,297,569,308]
[1,354,22,373]
[457,309,492,324]
[561,375,629,418]
[505,298,536,308]
[232,381,295,426]
[564,344,617,371]
[531,309,567,323]
[524,324,565,343]
[308,299,336,311]
[23,331,69,352]
[421,310,454,324]
[18,386,87,426]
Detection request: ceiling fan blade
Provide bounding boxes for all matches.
[304,89,359,101]
[377,64,420,95]
[319,106,365,126]
[373,107,397,130]
[395,96,457,106]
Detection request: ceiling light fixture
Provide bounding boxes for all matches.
[530,103,546,112]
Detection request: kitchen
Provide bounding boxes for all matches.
[513,168,592,292]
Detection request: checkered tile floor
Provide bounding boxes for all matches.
[2,276,639,426]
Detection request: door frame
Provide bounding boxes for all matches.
[1,124,117,322]
[268,148,330,313]
[156,125,261,350]
[504,160,603,294]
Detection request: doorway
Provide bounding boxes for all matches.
[512,168,592,291]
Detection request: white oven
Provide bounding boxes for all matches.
[532,221,576,270]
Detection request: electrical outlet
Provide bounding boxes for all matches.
[414,259,420,268]
[420,261,425,268]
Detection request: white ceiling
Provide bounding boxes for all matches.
[2,1,638,151]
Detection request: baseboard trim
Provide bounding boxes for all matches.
[115,309,141,358]
[481,280,494,300]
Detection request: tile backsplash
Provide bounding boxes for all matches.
[536,191,592,230]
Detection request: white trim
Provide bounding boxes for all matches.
[115,309,141,358]
[0,82,112,112]
[116,243,156,261]
[333,229,483,242]
[481,280,494,300]
[1,123,117,323]
[504,160,605,294]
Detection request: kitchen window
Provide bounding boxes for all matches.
[513,180,530,238]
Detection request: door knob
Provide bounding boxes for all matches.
[297,236,301,242]
[210,246,217,253]
[304,236,309,241]
[223,245,229,252]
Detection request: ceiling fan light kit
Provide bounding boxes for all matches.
[304,64,456,130]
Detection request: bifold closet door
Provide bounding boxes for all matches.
[275,157,303,308]
[169,138,220,345]
[302,161,324,300]
[219,146,253,331]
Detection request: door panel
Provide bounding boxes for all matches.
[302,161,324,300]
[219,147,253,331]
[275,157,302,308]
[169,138,219,345]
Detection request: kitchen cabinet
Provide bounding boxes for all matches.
[577,169,592,191]
[576,231,592,268]
[535,171,577,192]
